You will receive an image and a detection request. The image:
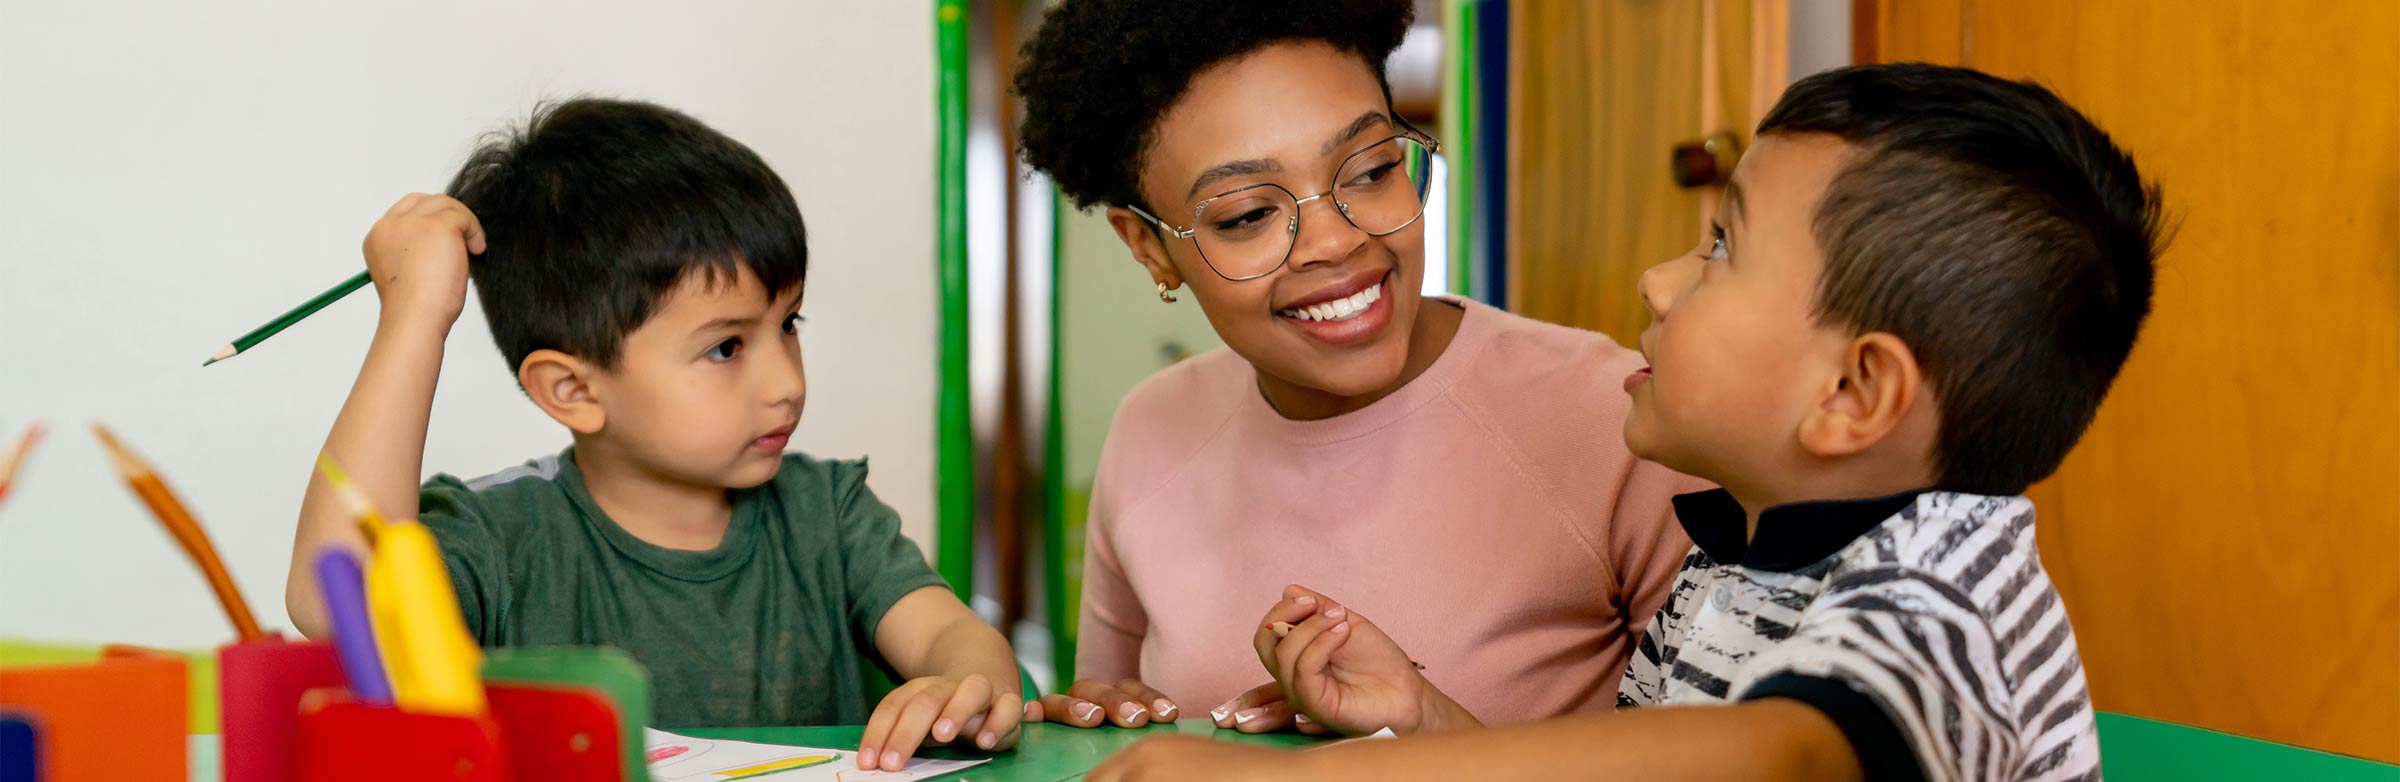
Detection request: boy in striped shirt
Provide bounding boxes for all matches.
[1090,63,2164,782]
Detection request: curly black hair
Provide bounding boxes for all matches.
[1014,0,1413,211]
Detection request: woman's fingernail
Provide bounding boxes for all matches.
[1233,708,1263,724]
[978,731,997,749]
[1296,595,1316,606]
[1326,605,1346,620]
[1119,702,1146,722]
[1333,621,1350,634]
[936,719,955,739]
[1295,713,1312,725]
[1210,706,1231,723]
[1075,702,1103,722]
[881,750,900,769]
[1154,700,1177,718]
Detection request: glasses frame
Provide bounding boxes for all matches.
[1129,124,1443,282]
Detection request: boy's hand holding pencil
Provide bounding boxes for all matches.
[1251,585,1480,738]
[362,193,485,330]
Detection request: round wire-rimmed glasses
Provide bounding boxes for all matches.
[1130,128,1441,282]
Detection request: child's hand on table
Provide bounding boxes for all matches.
[1253,585,1480,736]
[857,673,1023,772]
[1029,677,1181,728]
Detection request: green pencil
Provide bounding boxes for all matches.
[203,271,371,366]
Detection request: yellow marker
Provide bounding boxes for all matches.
[367,519,485,716]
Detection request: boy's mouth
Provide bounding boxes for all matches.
[750,424,796,452]
[1623,366,1653,392]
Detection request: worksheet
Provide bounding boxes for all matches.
[645,729,988,782]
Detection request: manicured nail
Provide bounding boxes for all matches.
[978,731,997,749]
[1210,706,1231,723]
[1294,714,1312,725]
[1234,708,1263,724]
[1154,700,1177,718]
[1326,605,1346,620]
[1118,703,1147,723]
[936,719,955,740]
[1075,702,1103,723]
[881,750,900,770]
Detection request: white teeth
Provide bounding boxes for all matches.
[1280,280,1384,323]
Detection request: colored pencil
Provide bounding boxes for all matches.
[92,423,267,641]
[0,422,46,508]
[203,270,371,366]
[316,453,387,544]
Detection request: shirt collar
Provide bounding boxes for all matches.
[1670,488,1929,572]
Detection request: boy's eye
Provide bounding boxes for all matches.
[707,338,742,361]
[782,313,805,336]
[1710,236,1729,261]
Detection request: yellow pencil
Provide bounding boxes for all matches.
[315,453,386,545]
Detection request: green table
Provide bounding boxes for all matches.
[184,719,1314,782]
[684,718,1316,781]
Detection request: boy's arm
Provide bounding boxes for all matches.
[1089,698,1862,782]
[856,587,1025,768]
[284,194,484,638]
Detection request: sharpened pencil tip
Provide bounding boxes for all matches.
[201,357,219,367]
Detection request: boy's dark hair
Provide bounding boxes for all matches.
[1759,63,2166,495]
[1014,0,1412,211]
[446,97,807,378]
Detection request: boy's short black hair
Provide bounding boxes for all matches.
[1759,63,2166,495]
[446,97,807,377]
[1013,0,1413,211]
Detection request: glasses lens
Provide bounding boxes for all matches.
[1333,137,1431,235]
[1192,185,1300,280]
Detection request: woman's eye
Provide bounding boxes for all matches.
[1349,161,1400,187]
[1215,207,1274,231]
[707,338,742,361]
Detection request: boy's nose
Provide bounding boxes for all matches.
[1638,256,1685,319]
[764,345,807,407]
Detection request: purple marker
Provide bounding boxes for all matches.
[314,548,393,704]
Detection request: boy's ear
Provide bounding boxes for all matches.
[519,349,606,435]
[1104,205,1186,294]
[1797,332,1924,459]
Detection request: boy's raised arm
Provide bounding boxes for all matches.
[284,193,484,638]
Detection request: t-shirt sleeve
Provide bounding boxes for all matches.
[831,460,950,641]
[416,474,508,644]
[1071,472,1148,685]
[1732,566,2017,782]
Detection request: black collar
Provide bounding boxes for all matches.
[1671,488,1929,572]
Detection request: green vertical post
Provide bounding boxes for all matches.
[1044,193,1074,687]
[935,0,974,600]
[1444,0,1478,301]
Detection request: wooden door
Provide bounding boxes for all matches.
[1862,0,2400,762]
[1509,0,1784,345]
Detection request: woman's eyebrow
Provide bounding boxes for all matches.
[1187,158,1283,200]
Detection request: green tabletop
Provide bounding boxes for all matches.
[683,718,1318,781]
[185,719,1315,782]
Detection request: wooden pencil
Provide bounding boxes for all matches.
[203,270,372,366]
[315,453,388,544]
[0,422,46,507]
[92,423,267,641]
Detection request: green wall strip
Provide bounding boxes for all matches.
[1444,0,1478,301]
[934,0,973,600]
[1044,191,1074,686]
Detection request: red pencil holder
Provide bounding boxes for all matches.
[295,691,509,782]
[219,636,346,782]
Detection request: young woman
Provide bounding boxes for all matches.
[1013,0,1701,734]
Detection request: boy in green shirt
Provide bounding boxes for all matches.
[283,98,1021,772]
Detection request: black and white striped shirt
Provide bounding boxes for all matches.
[1619,490,2100,782]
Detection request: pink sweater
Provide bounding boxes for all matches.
[1076,298,1702,723]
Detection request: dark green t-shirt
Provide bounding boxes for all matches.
[417,447,947,728]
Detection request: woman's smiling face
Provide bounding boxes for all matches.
[1110,41,1429,400]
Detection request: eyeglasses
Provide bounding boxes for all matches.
[1130,128,1441,282]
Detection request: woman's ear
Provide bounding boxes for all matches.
[1796,332,1923,458]
[519,349,606,435]
[1105,205,1186,295]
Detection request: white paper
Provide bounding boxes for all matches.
[644,729,988,782]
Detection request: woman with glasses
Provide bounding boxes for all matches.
[1012,0,1702,736]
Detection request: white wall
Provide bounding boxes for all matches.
[0,0,939,648]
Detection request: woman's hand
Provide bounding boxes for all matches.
[1027,677,1180,728]
[1253,585,1480,736]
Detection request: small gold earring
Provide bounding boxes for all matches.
[1156,281,1178,303]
